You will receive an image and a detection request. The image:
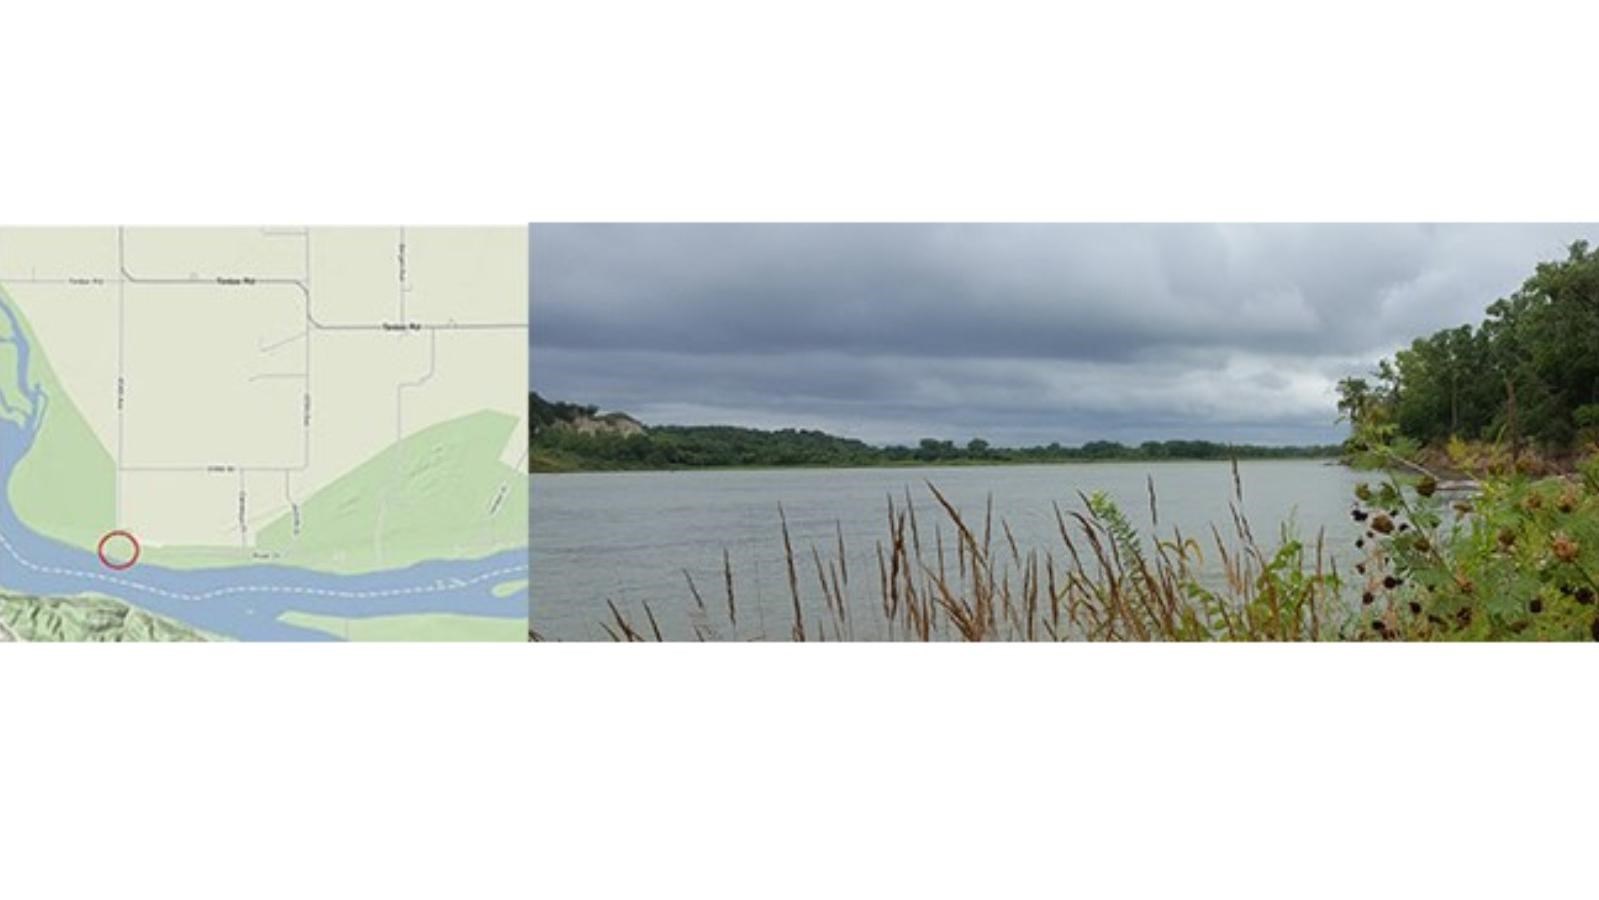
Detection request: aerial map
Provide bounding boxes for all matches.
[0,227,529,641]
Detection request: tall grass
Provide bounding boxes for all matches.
[577,463,1344,642]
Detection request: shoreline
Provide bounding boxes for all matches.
[530,455,1343,475]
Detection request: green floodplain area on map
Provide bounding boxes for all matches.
[0,295,528,576]
[1,289,122,546]
[276,610,524,641]
[492,578,529,598]
[248,410,527,573]
[4,321,119,548]
[0,592,216,642]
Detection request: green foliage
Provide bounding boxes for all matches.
[1081,491,1340,641]
[535,422,885,468]
[1348,241,1599,453]
[1345,462,1599,641]
[1086,491,1147,570]
[1575,404,1599,448]
[528,399,1343,471]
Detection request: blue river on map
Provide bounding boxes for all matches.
[0,294,527,641]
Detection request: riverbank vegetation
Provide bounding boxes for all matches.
[1337,240,1599,472]
[535,451,1598,642]
[529,394,1338,472]
[537,468,1343,641]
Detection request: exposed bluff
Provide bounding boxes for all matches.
[530,391,646,437]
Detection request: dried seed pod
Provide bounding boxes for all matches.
[1371,514,1394,535]
[1556,487,1579,514]
[1552,534,1580,564]
[1416,476,1437,497]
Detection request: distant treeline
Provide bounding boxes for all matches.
[529,401,1338,471]
[1338,240,1599,452]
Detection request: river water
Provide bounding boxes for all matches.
[0,291,527,641]
[529,460,1369,640]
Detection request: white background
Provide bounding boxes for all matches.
[5,1,1599,898]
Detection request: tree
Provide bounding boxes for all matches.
[1346,240,1599,451]
[1335,377,1374,426]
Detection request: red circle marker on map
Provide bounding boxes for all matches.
[97,530,141,571]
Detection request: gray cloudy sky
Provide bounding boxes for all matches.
[530,224,1599,446]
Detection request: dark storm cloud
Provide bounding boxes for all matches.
[530,224,1599,445]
